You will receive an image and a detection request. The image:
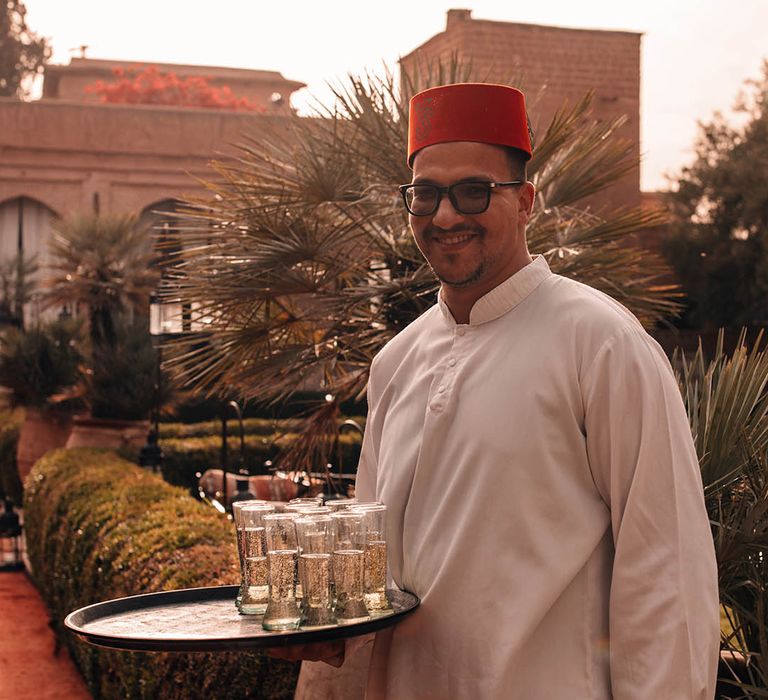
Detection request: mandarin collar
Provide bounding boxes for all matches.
[437,255,552,326]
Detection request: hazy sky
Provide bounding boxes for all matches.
[23,0,768,191]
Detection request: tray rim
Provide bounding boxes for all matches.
[64,584,419,652]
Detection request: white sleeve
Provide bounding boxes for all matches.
[582,327,719,699]
[353,363,380,503]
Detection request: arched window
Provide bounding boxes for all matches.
[0,197,59,327]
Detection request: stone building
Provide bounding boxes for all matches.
[0,8,644,323]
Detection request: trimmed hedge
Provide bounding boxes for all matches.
[24,448,299,699]
[161,431,364,494]
[0,408,23,505]
[158,416,365,440]
[159,417,304,440]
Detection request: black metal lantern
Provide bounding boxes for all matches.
[0,498,23,571]
[138,292,182,473]
[138,428,163,473]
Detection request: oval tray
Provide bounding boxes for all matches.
[64,585,419,652]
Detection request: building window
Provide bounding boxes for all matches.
[0,197,58,328]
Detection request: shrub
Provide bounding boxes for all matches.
[159,417,302,440]
[0,319,82,409]
[160,426,364,494]
[159,416,365,440]
[23,448,299,699]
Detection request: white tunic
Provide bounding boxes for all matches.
[301,255,719,699]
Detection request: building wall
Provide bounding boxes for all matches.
[400,9,642,209]
[0,98,292,218]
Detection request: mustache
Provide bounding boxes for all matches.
[423,223,485,237]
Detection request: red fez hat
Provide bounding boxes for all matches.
[407,83,532,167]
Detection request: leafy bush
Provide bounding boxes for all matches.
[159,417,303,440]
[0,408,23,505]
[0,319,82,409]
[161,430,363,494]
[23,448,299,699]
[675,331,768,694]
[86,317,157,420]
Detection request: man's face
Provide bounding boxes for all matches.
[409,141,534,296]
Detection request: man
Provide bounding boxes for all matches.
[289,82,719,699]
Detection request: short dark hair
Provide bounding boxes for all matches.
[505,147,528,182]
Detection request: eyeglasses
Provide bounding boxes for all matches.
[398,180,524,217]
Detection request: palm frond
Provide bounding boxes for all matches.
[674,329,768,491]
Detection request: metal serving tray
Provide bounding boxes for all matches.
[65,585,419,652]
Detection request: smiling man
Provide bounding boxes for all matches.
[293,82,719,700]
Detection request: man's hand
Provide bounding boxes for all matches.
[267,640,345,667]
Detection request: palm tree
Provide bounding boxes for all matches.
[41,213,161,420]
[161,59,679,472]
[43,213,158,348]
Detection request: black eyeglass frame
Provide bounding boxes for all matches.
[398,180,525,217]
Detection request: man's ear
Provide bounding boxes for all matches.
[518,182,536,220]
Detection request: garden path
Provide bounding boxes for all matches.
[0,570,91,699]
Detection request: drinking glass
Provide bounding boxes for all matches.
[289,496,324,507]
[285,504,331,515]
[262,513,301,630]
[232,499,268,603]
[326,498,358,513]
[295,514,336,627]
[237,503,274,615]
[352,504,391,614]
[331,511,369,624]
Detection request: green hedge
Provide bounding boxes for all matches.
[0,408,23,505]
[161,431,363,494]
[23,448,300,700]
[159,415,365,440]
[159,417,304,440]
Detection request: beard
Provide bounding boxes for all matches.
[431,259,488,287]
[421,223,489,287]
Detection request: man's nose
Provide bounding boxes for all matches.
[431,192,465,228]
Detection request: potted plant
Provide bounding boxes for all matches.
[40,213,160,451]
[65,315,159,451]
[0,318,82,482]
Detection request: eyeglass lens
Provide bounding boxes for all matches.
[404,182,491,216]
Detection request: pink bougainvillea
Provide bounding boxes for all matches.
[85,66,264,111]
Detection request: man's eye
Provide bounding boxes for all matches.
[411,188,435,201]
[457,184,488,199]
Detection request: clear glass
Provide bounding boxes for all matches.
[284,504,331,515]
[289,496,324,506]
[331,511,369,624]
[237,503,274,615]
[262,513,301,630]
[326,498,358,513]
[352,504,391,614]
[296,515,336,628]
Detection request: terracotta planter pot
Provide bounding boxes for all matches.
[65,415,150,451]
[16,408,73,484]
